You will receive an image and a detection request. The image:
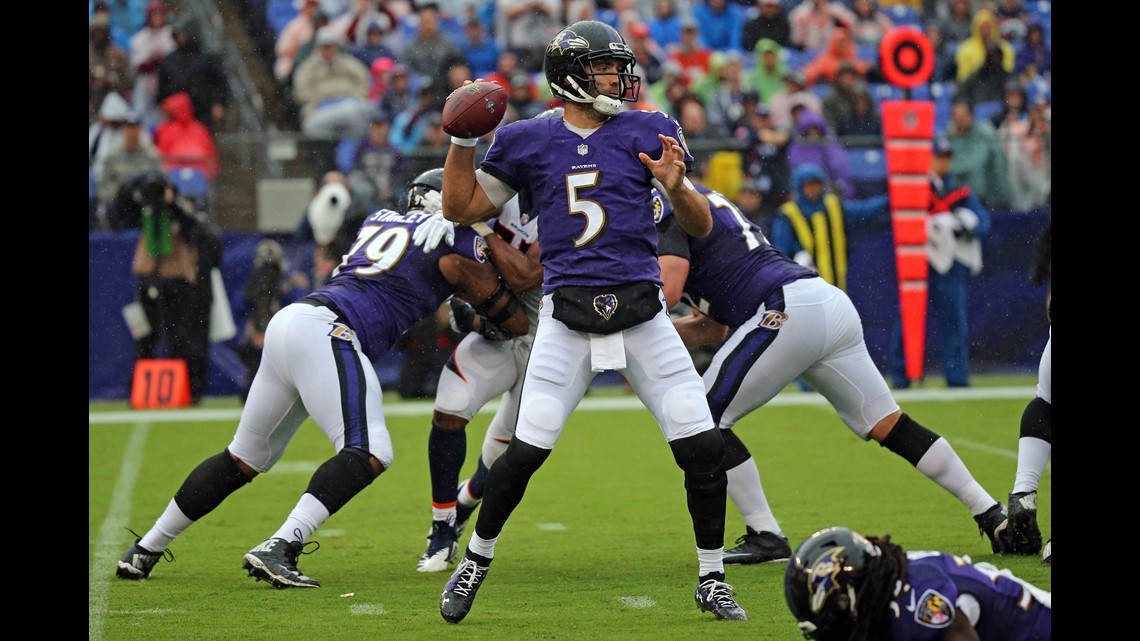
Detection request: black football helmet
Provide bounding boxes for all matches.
[406,167,444,211]
[784,527,879,641]
[544,20,640,116]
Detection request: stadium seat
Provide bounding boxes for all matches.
[266,0,298,38]
[934,99,952,131]
[885,4,923,28]
[847,147,887,180]
[1024,76,1051,105]
[335,138,359,174]
[847,147,888,199]
[869,83,903,104]
[972,100,1004,123]
[929,82,955,101]
[167,167,210,203]
[856,45,879,65]
[1027,0,1051,19]
[783,47,818,72]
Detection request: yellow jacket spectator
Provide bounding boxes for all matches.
[771,163,888,291]
[954,8,1015,83]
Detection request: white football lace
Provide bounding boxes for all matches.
[453,559,485,596]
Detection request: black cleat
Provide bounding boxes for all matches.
[242,536,320,588]
[973,503,1010,554]
[723,528,792,565]
[116,536,173,580]
[440,556,490,623]
[1006,491,1043,555]
[694,578,748,621]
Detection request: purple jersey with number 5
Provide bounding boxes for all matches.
[884,551,1051,641]
[480,109,693,293]
[317,209,488,361]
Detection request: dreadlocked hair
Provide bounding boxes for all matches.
[847,534,909,641]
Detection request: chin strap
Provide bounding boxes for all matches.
[559,76,623,116]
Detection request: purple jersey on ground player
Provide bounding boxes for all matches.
[655,183,816,328]
[319,209,488,361]
[479,109,692,293]
[884,551,1051,641]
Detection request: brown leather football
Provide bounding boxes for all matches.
[442,81,508,139]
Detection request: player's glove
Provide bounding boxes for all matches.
[412,210,455,253]
[952,207,979,239]
[449,297,513,341]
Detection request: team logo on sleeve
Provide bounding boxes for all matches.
[474,236,489,262]
[914,589,953,628]
[675,127,691,156]
[593,294,618,320]
[328,322,355,343]
[652,193,663,222]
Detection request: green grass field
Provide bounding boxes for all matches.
[89,376,1050,641]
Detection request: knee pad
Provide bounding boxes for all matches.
[434,380,476,418]
[669,429,727,482]
[497,439,551,477]
[661,380,712,428]
[518,392,565,446]
[174,449,253,522]
[1020,397,1051,443]
[668,429,727,550]
[720,428,752,470]
[481,435,510,470]
[879,413,939,467]
[305,447,377,515]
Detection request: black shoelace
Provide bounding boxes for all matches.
[126,527,175,563]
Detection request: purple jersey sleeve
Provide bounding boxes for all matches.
[316,209,489,361]
[884,552,1051,641]
[481,110,692,293]
[655,185,816,328]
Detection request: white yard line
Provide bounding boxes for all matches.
[89,386,1038,425]
[89,422,150,641]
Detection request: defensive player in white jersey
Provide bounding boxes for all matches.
[115,170,531,588]
[409,190,542,573]
[655,182,1011,563]
[436,20,747,624]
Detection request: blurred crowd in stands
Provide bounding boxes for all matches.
[90,0,227,231]
[242,0,1051,221]
[91,0,1051,233]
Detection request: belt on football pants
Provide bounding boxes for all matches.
[296,293,351,327]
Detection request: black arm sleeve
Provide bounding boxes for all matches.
[656,215,692,260]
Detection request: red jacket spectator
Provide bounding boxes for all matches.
[154,92,219,179]
[804,26,868,86]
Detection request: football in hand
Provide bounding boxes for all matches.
[442,81,508,139]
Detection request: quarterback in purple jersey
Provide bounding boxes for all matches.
[116,170,529,588]
[437,19,747,624]
[655,183,1010,565]
[785,526,1050,641]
